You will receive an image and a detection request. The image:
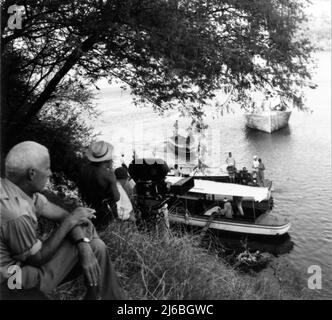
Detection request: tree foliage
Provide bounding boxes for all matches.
[1,0,315,141]
[0,48,97,177]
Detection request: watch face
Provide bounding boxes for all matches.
[83,237,91,243]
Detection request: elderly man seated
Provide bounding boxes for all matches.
[0,141,124,300]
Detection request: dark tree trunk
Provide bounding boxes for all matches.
[7,35,96,138]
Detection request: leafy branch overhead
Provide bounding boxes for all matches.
[1,0,315,135]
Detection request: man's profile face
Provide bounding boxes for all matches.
[31,155,52,192]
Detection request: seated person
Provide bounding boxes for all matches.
[0,141,124,300]
[247,171,258,186]
[233,196,244,217]
[114,167,136,222]
[173,164,181,177]
[239,167,250,185]
[114,167,135,201]
[78,141,120,229]
[219,198,233,219]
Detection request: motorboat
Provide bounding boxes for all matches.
[166,176,290,236]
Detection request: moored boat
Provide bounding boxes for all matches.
[166,176,290,236]
[244,110,292,133]
[169,212,291,236]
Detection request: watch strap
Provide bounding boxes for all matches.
[75,237,90,245]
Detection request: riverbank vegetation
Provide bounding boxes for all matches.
[42,186,313,300]
[52,215,313,300]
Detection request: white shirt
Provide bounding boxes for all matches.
[226,156,235,166]
[253,159,259,170]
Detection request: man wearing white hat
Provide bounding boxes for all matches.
[78,141,120,229]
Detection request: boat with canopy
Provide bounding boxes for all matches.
[166,176,290,236]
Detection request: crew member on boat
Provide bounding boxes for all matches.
[239,167,250,185]
[257,159,266,187]
[233,196,244,216]
[173,164,181,177]
[252,155,259,174]
[220,198,233,219]
[225,152,236,183]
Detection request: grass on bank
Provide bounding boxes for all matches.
[48,221,311,300]
[43,189,312,300]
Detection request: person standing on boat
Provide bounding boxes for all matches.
[257,158,266,187]
[252,155,259,174]
[226,152,236,183]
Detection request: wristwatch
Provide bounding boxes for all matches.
[75,237,91,245]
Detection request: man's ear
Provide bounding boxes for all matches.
[27,168,36,181]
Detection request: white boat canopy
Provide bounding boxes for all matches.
[166,176,270,202]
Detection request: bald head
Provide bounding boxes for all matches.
[5,141,50,181]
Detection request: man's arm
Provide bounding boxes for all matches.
[38,201,68,221]
[37,202,101,287]
[38,201,93,242]
[26,207,94,266]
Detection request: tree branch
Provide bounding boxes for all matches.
[9,35,97,133]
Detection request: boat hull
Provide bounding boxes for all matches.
[244,111,292,133]
[169,213,291,236]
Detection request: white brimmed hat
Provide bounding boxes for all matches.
[253,155,258,159]
[86,141,114,162]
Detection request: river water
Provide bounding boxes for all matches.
[94,51,332,299]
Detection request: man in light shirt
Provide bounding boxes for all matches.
[0,141,124,300]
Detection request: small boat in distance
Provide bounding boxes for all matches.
[244,110,292,133]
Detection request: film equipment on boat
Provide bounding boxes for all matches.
[128,158,194,224]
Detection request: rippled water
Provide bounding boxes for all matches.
[94,52,332,299]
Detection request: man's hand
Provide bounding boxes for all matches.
[78,243,101,287]
[65,207,96,229]
[26,207,95,267]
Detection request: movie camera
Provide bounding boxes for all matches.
[128,158,194,223]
